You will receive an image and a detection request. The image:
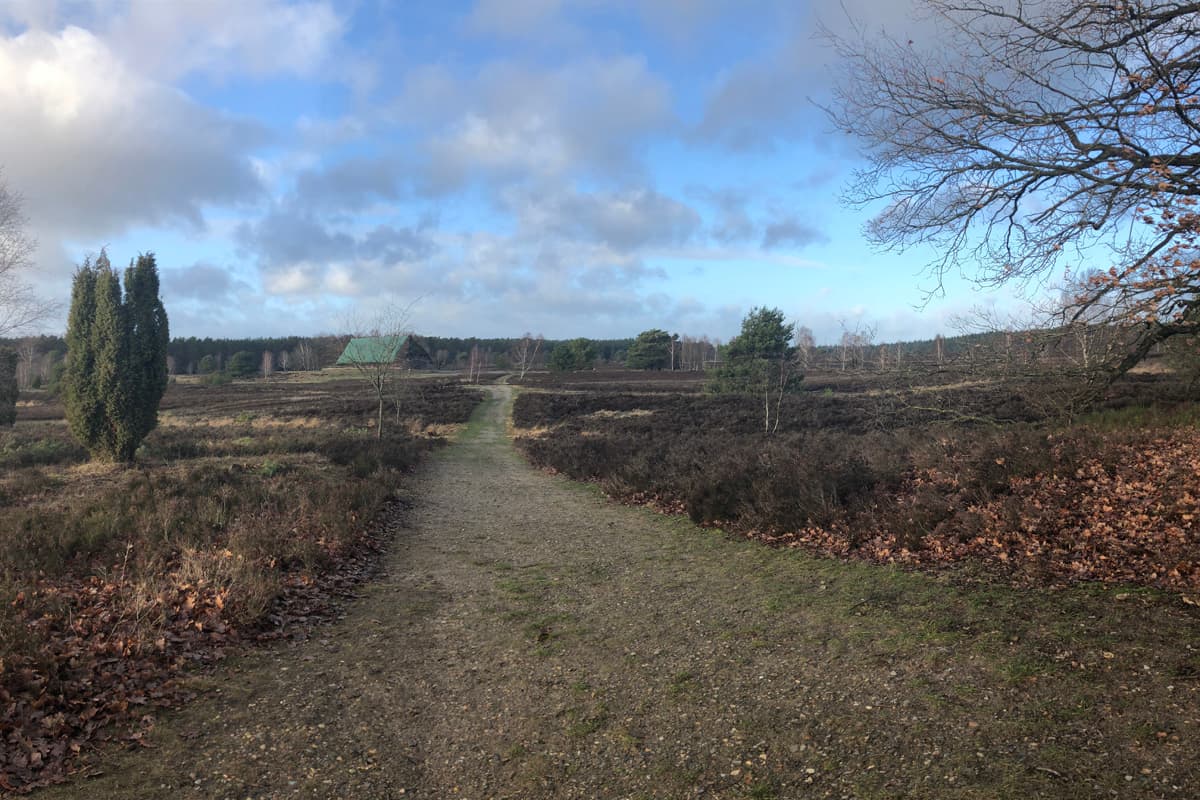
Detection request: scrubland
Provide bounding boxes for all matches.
[513,368,1200,596]
[0,375,480,790]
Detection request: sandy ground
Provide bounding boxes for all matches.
[35,385,1200,799]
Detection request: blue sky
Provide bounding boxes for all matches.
[0,0,1030,343]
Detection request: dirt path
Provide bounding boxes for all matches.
[39,386,1200,799]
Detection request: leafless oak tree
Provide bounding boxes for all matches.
[0,173,54,338]
[826,1,1200,382]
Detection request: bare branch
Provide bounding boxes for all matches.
[0,171,56,338]
[825,1,1200,378]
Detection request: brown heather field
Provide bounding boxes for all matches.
[0,374,481,791]
[512,367,1200,595]
[7,368,1200,798]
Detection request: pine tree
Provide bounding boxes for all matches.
[626,329,672,370]
[707,307,802,434]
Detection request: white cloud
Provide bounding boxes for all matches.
[0,0,986,341]
[761,215,829,249]
[236,205,440,299]
[114,0,342,80]
[0,26,264,244]
[504,186,701,252]
[162,261,251,302]
[411,56,675,192]
[4,0,345,81]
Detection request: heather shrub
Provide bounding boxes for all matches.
[512,389,1081,548]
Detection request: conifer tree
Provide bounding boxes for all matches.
[92,258,136,461]
[0,348,17,427]
[125,253,169,441]
[707,307,802,434]
[63,256,104,449]
[64,250,169,462]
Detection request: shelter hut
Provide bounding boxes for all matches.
[335,335,433,369]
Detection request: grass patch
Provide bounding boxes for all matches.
[563,702,610,738]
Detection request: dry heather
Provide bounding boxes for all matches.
[0,376,481,791]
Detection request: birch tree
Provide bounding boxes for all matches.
[511,333,543,379]
[342,301,415,439]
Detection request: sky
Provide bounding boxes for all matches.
[0,0,1032,344]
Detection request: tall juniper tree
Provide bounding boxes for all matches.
[64,250,169,462]
[63,255,103,449]
[124,253,170,442]
[93,262,135,460]
[0,348,17,427]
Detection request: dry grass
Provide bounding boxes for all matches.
[0,377,484,790]
[584,408,655,419]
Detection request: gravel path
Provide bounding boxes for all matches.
[38,385,1200,799]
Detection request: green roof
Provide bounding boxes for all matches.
[336,336,407,365]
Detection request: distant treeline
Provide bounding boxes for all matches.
[0,334,641,387]
[5,326,1146,391]
[423,337,635,370]
[166,336,344,375]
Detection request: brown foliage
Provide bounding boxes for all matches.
[0,377,481,791]
[515,382,1200,600]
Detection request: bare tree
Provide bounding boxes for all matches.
[15,338,35,389]
[794,325,815,371]
[0,174,54,338]
[465,345,488,384]
[679,334,714,372]
[293,340,319,372]
[260,349,274,378]
[826,1,1200,383]
[510,332,543,380]
[838,320,876,371]
[1047,270,1132,371]
[342,301,416,439]
[700,340,720,374]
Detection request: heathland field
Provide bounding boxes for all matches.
[0,373,480,791]
[4,370,1200,798]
